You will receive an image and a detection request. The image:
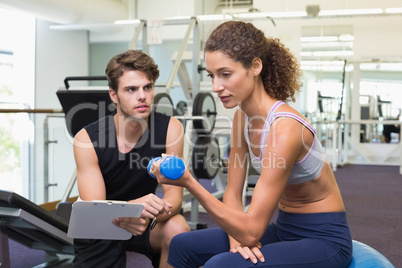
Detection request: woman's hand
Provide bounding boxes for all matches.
[149,155,191,187]
[230,241,265,264]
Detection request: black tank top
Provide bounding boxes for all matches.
[84,111,170,201]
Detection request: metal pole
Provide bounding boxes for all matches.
[44,116,50,202]
[142,22,148,54]
[192,18,200,99]
[128,20,146,50]
[332,123,338,171]
[43,115,61,202]
[61,169,77,203]
[165,18,196,93]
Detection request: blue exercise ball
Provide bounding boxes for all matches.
[348,240,394,268]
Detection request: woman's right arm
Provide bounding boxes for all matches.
[223,110,249,246]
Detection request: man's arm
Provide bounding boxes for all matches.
[73,128,107,201]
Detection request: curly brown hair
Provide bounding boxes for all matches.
[204,21,302,102]
[105,49,160,91]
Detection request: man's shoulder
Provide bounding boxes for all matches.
[85,115,115,136]
[153,111,170,119]
[151,111,171,125]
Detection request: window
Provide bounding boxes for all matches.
[0,8,35,197]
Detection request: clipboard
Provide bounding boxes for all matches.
[67,200,144,240]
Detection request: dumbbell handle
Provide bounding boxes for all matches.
[147,156,185,180]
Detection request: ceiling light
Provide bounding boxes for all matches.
[301,36,339,42]
[164,16,192,21]
[301,65,345,72]
[360,63,402,71]
[50,23,119,31]
[235,8,385,19]
[339,34,354,41]
[197,14,233,21]
[385,7,402,13]
[301,35,354,43]
[236,11,307,19]
[301,42,354,49]
[301,51,354,57]
[114,19,141,25]
[319,8,383,16]
[300,60,346,71]
[301,60,346,66]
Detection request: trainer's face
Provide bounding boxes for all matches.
[110,70,155,121]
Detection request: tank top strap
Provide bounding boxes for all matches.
[271,112,316,135]
[260,101,286,146]
[244,101,286,160]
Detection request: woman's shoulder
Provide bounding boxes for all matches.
[232,108,246,129]
[275,103,310,123]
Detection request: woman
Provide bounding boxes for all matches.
[151,21,352,268]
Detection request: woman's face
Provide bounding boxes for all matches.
[205,51,256,109]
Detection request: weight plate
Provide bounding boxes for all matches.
[192,136,220,179]
[154,93,174,116]
[192,92,217,135]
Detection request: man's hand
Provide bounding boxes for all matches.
[112,217,150,236]
[112,193,172,236]
[132,193,172,218]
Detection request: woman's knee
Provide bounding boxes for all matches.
[168,232,201,267]
[170,231,191,251]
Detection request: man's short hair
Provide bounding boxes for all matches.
[105,50,160,91]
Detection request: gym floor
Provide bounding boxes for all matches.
[9,164,402,267]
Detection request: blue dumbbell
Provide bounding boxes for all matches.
[147,156,185,180]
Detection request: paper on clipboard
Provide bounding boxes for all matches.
[67,200,144,240]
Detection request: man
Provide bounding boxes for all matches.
[72,50,190,267]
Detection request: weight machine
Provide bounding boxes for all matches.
[0,190,74,267]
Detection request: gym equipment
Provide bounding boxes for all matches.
[175,100,188,129]
[336,60,347,121]
[153,92,175,116]
[152,91,218,135]
[147,156,185,180]
[0,190,74,267]
[192,92,217,135]
[192,136,221,180]
[348,240,394,268]
[56,76,115,137]
[176,101,188,115]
